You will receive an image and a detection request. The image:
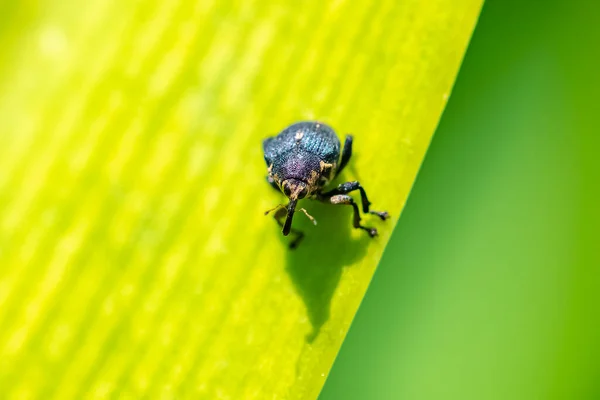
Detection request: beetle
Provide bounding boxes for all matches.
[263,121,389,248]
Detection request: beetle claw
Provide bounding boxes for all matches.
[370,210,389,221]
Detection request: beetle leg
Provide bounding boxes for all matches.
[320,181,389,219]
[322,194,379,237]
[273,206,304,249]
[336,135,353,177]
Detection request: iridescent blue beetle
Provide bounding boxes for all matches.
[263,121,388,248]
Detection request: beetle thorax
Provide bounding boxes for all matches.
[271,150,324,197]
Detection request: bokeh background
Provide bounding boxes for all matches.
[321,0,599,399]
[1,0,597,397]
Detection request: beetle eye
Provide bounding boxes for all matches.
[282,182,292,196]
[298,186,308,199]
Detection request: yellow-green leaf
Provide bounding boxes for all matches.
[0,1,482,398]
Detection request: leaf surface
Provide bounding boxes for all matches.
[0,1,482,398]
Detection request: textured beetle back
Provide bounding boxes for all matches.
[295,122,340,164]
[272,121,340,163]
[263,121,342,188]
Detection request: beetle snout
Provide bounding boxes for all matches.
[281,179,308,200]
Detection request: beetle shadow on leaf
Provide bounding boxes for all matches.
[282,198,371,343]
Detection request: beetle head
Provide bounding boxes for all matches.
[281,179,308,236]
[281,179,308,200]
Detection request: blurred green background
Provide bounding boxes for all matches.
[321,0,600,399]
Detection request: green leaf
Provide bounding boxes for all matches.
[0,1,482,398]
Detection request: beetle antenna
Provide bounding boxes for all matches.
[264,204,286,216]
[283,199,297,236]
[299,208,317,225]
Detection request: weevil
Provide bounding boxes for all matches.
[263,121,389,248]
